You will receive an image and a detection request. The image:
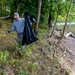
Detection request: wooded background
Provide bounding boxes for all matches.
[0,0,75,34]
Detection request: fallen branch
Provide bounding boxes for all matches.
[0,15,12,20]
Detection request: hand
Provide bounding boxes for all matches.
[8,30,11,33]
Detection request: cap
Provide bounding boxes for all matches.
[14,12,19,18]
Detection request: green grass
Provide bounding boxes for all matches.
[0,21,70,75]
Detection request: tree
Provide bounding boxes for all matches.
[50,0,61,37]
[9,0,22,16]
[0,0,10,17]
[57,0,72,44]
[34,0,42,35]
[48,0,52,28]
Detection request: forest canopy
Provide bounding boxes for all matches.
[0,0,75,23]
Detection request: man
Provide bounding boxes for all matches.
[8,12,25,50]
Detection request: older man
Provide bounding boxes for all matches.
[8,12,25,50]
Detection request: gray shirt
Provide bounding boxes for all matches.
[10,18,25,34]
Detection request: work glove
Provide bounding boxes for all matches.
[8,30,11,33]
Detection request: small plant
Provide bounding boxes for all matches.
[9,57,16,65]
[0,50,9,64]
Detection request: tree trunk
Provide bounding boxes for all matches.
[50,5,59,37]
[10,0,22,21]
[34,0,42,35]
[14,0,22,12]
[57,0,72,44]
[50,13,58,37]
[48,14,52,28]
[48,0,52,29]
[16,2,22,12]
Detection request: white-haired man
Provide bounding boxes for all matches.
[8,12,25,50]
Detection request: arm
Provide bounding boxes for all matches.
[8,21,16,33]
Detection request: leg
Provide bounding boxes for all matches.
[18,33,25,50]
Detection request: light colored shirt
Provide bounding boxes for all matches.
[10,18,25,34]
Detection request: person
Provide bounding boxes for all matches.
[8,12,25,50]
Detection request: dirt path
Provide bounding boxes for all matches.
[59,37,75,75]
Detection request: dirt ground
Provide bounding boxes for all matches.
[48,30,75,75]
[59,37,75,75]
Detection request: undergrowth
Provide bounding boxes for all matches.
[0,21,70,75]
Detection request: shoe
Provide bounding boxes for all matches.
[21,45,25,50]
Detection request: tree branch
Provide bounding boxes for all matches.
[0,15,12,20]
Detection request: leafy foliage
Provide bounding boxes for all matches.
[0,0,75,23]
[0,50,9,64]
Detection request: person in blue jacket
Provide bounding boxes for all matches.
[8,12,25,50]
[8,11,38,50]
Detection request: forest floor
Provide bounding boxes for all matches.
[0,21,74,75]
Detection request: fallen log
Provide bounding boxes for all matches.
[0,15,13,20]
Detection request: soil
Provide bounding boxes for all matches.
[47,30,75,75]
[59,37,75,75]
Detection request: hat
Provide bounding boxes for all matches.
[14,12,19,18]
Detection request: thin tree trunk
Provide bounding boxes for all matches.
[14,0,22,12]
[16,2,22,12]
[48,0,52,29]
[57,0,72,44]
[50,8,59,37]
[48,13,52,28]
[34,0,42,35]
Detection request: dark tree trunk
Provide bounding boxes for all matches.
[48,0,52,29]
[48,14,52,28]
[14,0,22,12]
[14,0,17,10]
[9,0,22,22]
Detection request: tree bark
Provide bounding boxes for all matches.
[34,0,42,35]
[48,0,52,29]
